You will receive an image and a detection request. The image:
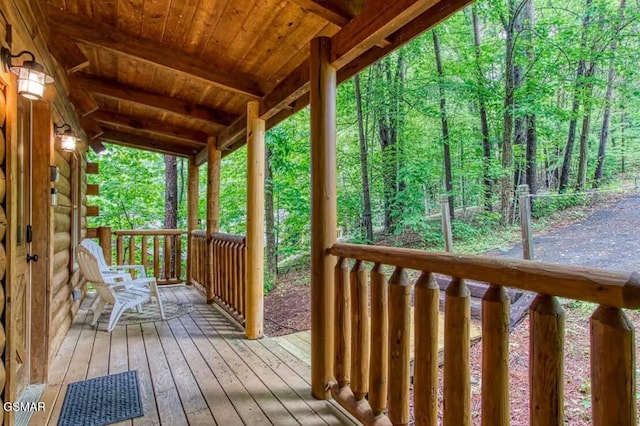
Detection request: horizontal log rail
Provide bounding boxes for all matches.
[191,231,247,326]
[114,229,186,285]
[327,242,638,426]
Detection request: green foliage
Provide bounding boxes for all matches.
[531,194,590,219]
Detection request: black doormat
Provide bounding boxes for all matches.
[58,370,143,426]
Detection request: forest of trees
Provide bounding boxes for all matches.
[89,0,640,280]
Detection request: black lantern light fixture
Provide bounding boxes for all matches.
[54,123,78,152]
[1,47,54,100]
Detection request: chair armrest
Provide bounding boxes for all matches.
[108,264,147,278]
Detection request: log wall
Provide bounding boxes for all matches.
[0,75,8,426]
[48,149,87,362]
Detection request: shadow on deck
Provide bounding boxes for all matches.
[32,286,356,425]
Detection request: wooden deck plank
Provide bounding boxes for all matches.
[166,316,245,425]
[127,323,160,426]
[39,285,354,425]
[177,314,274,425]
[188,306,324,425]
[140,322,189,426]
[30,309,90,425]
[154,320,213,424]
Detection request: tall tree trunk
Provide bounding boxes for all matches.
[264,145,277,285]
[576,68,595,190]
[620,111,625,173]
[499,2,517,226]
[164,155,178,228]
[354,74,374,242]
[164,155,178,276]
[432,30,454,220]
[471,6,493,212]
[512,1,526,192]
[523,0,537,194]
[559,0,593,192]
[377,53,406,234]
[594,0,625,187]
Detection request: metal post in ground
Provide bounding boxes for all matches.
[441,194,453,252]
[518,184,534,260]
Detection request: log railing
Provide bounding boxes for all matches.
[191,231,247,326]
[190,230,208,293]
[113,229,186,285]
[327,242,639,426]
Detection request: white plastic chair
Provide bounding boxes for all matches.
[77,245,165,332]
[80,238,147,280]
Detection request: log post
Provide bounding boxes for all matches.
[97,226,112,265]
[590,306,636,426]
[350,260,369,400]
[310,36,337,400]
[443,278,470,426]
[388,267,411,426]
[246,100,265,339]
[481,284,510,426]
[529,295,564,425]
[414,272,439,426]
[206,136,221,304]
[335,257,351,388]
[187,157,199,284]
[369,263,388,416]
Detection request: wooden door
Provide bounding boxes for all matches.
[12,95,32,395]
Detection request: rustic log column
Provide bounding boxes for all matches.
[310,36,337,399]
[97,226,112,265]
[246,100,265,339]
[187,157,199,285]
[206,136,221,303]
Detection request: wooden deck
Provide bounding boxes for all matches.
[31,286,356,425]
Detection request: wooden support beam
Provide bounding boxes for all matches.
[69,90,98,117]
[86,205,100,216]
[217,116,248,151]
[206,138,221,303]
[90,110,210,144]
[310,36,337,399]
[100,130,202,157]
[291,0,353,26]
[48,8,266,98]
[249,0,472,143]
[79,117,104,140]
[331,0,438,68]
[245,101,265,340]
[70,73,237,127]
[187,158,199,285]
[195,146,209,167]
[86,162,99,174]
[86,184,99,196]
[47,33,90,75]
[89,140,106,154]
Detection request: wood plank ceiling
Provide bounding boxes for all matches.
[40,0,473,159]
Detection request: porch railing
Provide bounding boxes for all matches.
[191,231,247,326]
[113,229,186,285]
[327,242,638,426]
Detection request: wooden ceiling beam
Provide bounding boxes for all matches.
[70,73,237,127]
[100,130,199,157]
[330,0,439,69]
[79,117,105,140]
[47,33,90,75]
[213,0,471,156]
[90,110,210,144]
[295,0,367,24]
[47,8,267,99]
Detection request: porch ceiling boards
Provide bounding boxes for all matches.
[32,286,357,425]
[41,0,472,159]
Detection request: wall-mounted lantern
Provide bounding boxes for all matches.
[54,123,78,152]
[1,47,54,100]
